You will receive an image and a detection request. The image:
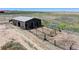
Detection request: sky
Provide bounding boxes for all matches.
[0,8,79,12]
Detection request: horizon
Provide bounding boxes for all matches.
[0,8,79,12]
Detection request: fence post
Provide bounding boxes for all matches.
[54,40,56,46]
[70,43,74,50]
[44,33,47,41]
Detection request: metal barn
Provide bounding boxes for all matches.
[9,16,42,29]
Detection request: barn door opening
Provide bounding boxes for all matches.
[18,21,20,27]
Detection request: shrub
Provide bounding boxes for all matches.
[1,41,26,50]
[57,23,67,32]
[48,22,67,29]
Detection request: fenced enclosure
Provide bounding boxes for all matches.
[28,27,55,40]
[28,27,76,50]
[28,27,59,48]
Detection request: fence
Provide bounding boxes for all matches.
[28,27,56,44]
[28,27,69,50]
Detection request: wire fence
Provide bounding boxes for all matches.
[28,27,56,44]
[28,27,73,50]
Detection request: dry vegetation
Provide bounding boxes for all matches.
[1,40,26,50]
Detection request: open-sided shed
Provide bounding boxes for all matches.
[9,16,42,29]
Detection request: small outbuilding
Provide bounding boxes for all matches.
[9,16,42,30]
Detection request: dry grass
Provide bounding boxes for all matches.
[56,39,76,50]
[1,41,26,50]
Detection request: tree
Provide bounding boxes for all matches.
[58,23,66,32]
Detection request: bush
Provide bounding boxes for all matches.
[48,22,67,32]
[1,41,26,50]
[58,23,66,30]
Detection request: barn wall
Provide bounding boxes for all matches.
[32,19,42,27]
[13,20,17,25]
[12,20,19,26]
[25,19,42,30]
[20,21,26,29]
[25,21,31,29]
[16,20,19,26]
